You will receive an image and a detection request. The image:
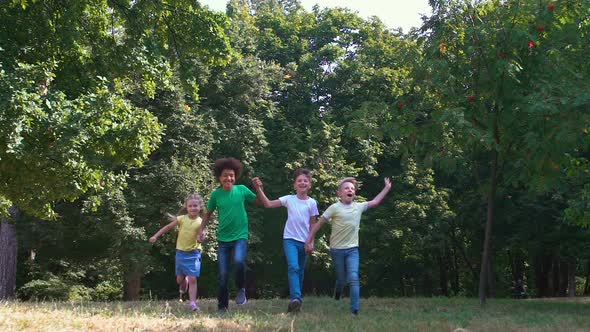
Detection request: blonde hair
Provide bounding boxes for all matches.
[338,177,357,191]
[176,193,205,217]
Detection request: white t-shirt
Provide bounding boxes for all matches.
[279,195,319,242]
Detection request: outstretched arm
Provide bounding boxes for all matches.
[149,214,178,243]
[252,177,282,208]
[197,210,214,242]
[305,216,327,253]
[367,177,392,209]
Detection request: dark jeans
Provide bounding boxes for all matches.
[217,239,248,309]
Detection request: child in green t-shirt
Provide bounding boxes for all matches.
[198,157,261,313]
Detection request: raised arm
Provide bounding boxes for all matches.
[252,177,282,208]
[305,216,327,253]
[367,177,392,209]
[149,214,178,243]
[197,210,214,242]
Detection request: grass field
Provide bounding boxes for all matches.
[1,296,589,331]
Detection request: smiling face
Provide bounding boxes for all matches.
[293,174,311,196]
[219,168,236,191]
[337,181,356,204]
[186,198,202,218]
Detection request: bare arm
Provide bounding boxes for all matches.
[367,177,392,209]
[252,177,282,208]
[197,210,214,242]
[305,216,327,253]
[149,214,178,243]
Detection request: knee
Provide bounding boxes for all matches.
[348,272,360,286]
[235,258,247,269]
[218,271,229,284]
[287,262,300,274]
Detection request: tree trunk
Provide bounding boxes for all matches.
[487,255,496,298]
[559,260,568,297]
[0,206,20,300]
[438,250,449,296]
[584,260,590,295]
[535,255,552,297]
[452,246,460,295]
[567,262,576,298]
[123,271,142,301]
[400,276,406,297]
[449,224,479,284]
[478,149,498,306]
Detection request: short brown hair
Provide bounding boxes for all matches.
[212,157,243,178]
[338,177,357,190]
[293,168,312,182]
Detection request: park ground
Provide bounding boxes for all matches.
[1,296,589,331]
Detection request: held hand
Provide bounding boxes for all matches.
[149,236,157,244]
[252,177,263,190]
[197,229,206,243]
[305,240,314,254]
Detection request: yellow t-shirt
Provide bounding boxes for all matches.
[176,215,202,251]
[323,201,368,249]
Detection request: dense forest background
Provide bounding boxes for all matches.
[1,0,589,304]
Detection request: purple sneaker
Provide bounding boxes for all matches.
[189,301,199,312]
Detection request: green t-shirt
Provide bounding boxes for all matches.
[207,184,256,242]
[176,215,202,251]
[323,201,369,249]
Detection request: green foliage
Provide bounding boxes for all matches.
[7,0,590,302]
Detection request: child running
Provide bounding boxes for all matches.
[197,157,260,314]
[149,194,205,311]
[305,177,391,315]
[252,168,319,313]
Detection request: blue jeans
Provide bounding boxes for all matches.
[330,247,360,313]
[283,239,307,301]
[217,239,247,309]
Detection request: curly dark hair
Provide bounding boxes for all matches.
[293,168,312,182]
[212,157,243,178]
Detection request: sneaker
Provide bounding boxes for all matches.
[287,298,302,313]
[189,302,200,312]
[236,288,247,305]
[352,309,358,316]
[334,290,341,300]
[217,307,228,315]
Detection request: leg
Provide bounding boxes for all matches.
[345,247,360,314]
[176,275,188,291]
[187,276,198,302]
[234,239,248,304]
[284,239,303,301]
[187,276,198,310]
[330,249,347,301]
[298,241,308,298]
[217,241,232,310]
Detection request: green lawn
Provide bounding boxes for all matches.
[1,297,589,331]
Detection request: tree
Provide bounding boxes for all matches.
[0,0,232,299]
[403,0,590,305]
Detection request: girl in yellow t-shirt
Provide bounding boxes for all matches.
[149,194,204,311]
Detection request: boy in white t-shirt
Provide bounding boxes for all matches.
[252,168,319,313]
[305,177,391,315]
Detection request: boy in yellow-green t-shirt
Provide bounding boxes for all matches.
[305,177,391,315]
[150,194,204,311]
